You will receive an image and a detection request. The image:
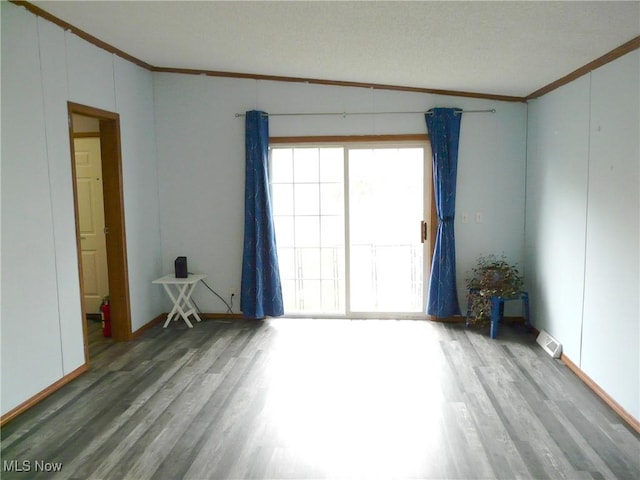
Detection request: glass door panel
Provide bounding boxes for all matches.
[348,148,425,313]
[271,147,345,314]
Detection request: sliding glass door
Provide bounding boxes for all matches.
[270,142,429,317]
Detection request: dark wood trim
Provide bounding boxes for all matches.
[10,1,152,71]
[561,353,640,434]
[427,315,528,325]
[153,66,526,103]
[12,1,639,103]
[73,131,101,139]
[132,313,246,338]
[527,36,640,100]
[428,316,466,323]
[0,364,88,427]
[68,102,118,119]
[99,117,132,342]
[131,314,166,339]
[134,313,245,338]
[200,313,245,321]
[270,134,428,144]
[68,102,133,345]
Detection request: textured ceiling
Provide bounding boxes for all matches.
[30,1,640,98]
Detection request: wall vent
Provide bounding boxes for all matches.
[536,329,562,358]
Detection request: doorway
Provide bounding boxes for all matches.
[68,102,132,358]
[73,132,111,354]
[74,134,109,315]
[269,139,434,318]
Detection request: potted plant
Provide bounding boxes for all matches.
[465,254,523,325]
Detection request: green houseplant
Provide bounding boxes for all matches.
[465,254,523,325]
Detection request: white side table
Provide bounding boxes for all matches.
[153,273,206,328]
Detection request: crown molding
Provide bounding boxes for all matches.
[527,35,640,100]
[10,1,639,103]
[151,66,526,103]
[11,0,153,70]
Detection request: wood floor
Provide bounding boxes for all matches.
[2,317,639,479]
[86,316,115,359]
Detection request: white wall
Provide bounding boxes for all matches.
[1,2,163,416]
[525,77,591,361]
[525,51,639,420]
[2,2,66,416]
[582,52,639,419]
[153,74,528,314]
[113,57,164,329]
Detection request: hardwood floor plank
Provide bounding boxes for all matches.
[153,349,265,478]
[450,401,496,478]
[42,349,198,479]
[439,336,485,395]
[195,386,270,480]
[555,400,640,479]
[463,391,530,479]
[1,369,115,449]
[207,325,261,374]
[116,372,222,480]
[83,364,216,478]
[529,398,599,472]
[183,351,272,479]
[480,365,582,479]
[1,318,638,480]
[544,399,618,479]
[3,371,127,458]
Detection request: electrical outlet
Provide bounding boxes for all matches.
[230,288,237,298]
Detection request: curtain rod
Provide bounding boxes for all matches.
[234,108,496,118]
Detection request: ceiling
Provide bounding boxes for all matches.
[30,1,640,98]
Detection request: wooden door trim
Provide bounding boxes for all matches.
[68,102,132,350]
[98,116,132,342]
[73,131,101,138]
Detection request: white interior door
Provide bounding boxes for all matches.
[74,137,109,314]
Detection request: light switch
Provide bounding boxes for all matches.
[476,212,483,223]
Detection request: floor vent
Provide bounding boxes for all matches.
[536,329,562,358]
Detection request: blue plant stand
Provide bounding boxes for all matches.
[466,289,531,339]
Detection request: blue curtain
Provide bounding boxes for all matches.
[240,111,284,319]
[425,108,462,317]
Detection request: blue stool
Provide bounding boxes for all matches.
[466,289,531,339]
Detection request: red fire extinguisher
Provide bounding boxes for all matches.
[101,297,111,338]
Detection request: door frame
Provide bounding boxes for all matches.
[68,102,132,351]
[269,135,437,319]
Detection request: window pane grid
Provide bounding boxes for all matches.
[270,146,345,314]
